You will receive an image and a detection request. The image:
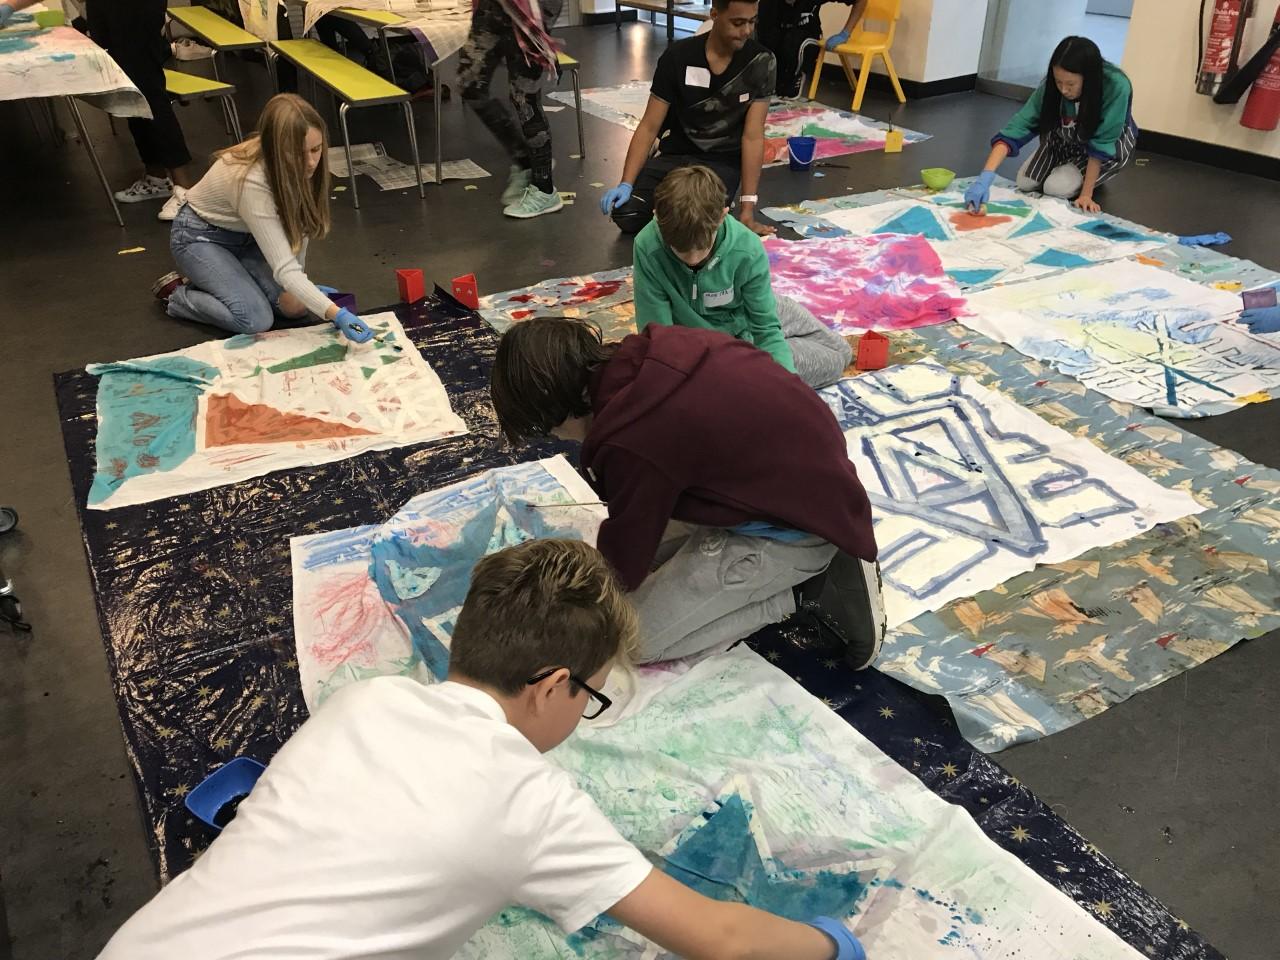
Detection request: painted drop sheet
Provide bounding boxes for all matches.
[88,313,466,510]
[963,259,1280,417]
[763,234,966,332]
[827,363,1202,628]
[815,188,1169,289]
[0,24,150,117]
[546,82,930,164]
[479,267,638,341]
[291,457,605,709]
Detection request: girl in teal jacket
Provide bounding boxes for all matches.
[966,36,1137,214]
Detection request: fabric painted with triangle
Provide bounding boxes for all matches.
[1009,211,1057,239]
[872,204,950,241]
[204,393,375,447]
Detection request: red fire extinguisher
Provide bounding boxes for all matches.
[1242,4,1280,128]
[1198,0,1255,95]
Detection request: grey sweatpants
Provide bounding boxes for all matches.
[631,524,837,663]
[778,294,852,389]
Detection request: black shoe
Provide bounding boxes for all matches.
[794,552,885,670]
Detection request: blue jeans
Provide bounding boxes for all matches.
[167,204,286,334]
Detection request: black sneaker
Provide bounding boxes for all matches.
[794,552,886,670]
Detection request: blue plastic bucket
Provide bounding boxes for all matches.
[186,756,267,831]
[788,135,817,171]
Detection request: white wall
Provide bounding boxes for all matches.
[1123,0,1280,159]
[818,0,988,84]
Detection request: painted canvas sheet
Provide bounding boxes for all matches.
[305,636,1142,958]
[87,313,467,510]
[479,267,638,341]
[854,322,1280,751]
[291,456,605,708]
[0,25,150,117]
[826,363,1202,628]
[297,0,469,65]
[963,259,1280,417]
[240,0,279,39]
[547,82,929,164]
[763,234,966,332]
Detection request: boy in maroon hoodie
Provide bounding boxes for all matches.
[490,318,884,668]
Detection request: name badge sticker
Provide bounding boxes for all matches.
[685,66,712,87]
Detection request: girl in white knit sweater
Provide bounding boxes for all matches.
[152,94,370,343]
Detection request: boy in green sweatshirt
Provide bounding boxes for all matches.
[632,165,851,388]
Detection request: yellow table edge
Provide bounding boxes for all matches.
[270,39,408,104]
[166,5,264,49]
[332,7,408,26]
[164,68,234,97]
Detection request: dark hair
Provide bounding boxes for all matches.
[655,165,727,253]
[448,539,638,695]
[490,318,615,445]
[1041,36,1105,143]
[711,0,757,13]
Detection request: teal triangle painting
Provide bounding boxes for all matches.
[1009,212,1056,239]
[947,268,1003,287]
[1029,248,1093,268]
[874,205,950,241]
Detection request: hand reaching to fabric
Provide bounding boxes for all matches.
[600,182,633,214]
[806,917,866,960]
[964,170,995,213]
[739,211,777,237]
[825,29,850,50]
[1073,193,1101,213]
[333,307,373,344]
[1239,305,1280,335]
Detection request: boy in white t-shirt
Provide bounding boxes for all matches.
[96,538,866,960]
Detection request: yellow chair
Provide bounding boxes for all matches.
[808,0,907,112]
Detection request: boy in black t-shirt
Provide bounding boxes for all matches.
[600,0,777,236]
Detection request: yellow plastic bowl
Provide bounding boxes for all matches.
[921,167,956,191]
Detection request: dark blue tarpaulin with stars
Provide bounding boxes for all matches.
[55,295,1222,959]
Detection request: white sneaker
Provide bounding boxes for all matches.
[158,186,188,222]
[115,175,172,204]
[172,37,214,60]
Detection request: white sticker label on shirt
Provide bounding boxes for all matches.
[703,287,734,308]
[685,66,712,88]
[739,92,750,102]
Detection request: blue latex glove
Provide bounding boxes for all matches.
[964,170,995,213]
[806,918,866,960]
[333,307,373,344]
[0,4,14,26]
[600,182,633,214]
[1177,231,1232,246]
[825,29,850,50]
[1240,305,1280,335]
[316,284,339,296]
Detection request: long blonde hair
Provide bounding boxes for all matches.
[217,94,331,251]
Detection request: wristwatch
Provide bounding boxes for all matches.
[739,194,759,205]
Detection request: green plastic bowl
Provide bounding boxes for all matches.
[921,167,956,191]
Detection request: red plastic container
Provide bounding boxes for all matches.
[856,331,890,371]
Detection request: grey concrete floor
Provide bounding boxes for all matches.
[1,20,1278,960]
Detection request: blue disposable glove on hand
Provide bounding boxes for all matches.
[333,307,373,344]
[806,917,867,960]
[0,4,15,26]
[1240,305,1280,335]
[964,170,996,212]
[825,29,850,50]
[316,284,339,296]
[600,182,633,214]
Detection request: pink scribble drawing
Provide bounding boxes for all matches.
[764,234,967,333]
[307,572,394,668]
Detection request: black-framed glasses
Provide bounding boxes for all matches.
[526,668,613,720]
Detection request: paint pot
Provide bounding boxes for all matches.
[787,136,817,172]
[34,8,66,26]
[856,330,890,371]
[185,756,266,831]
[327,291,358,313]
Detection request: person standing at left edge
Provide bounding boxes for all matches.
[459,0,565,219]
